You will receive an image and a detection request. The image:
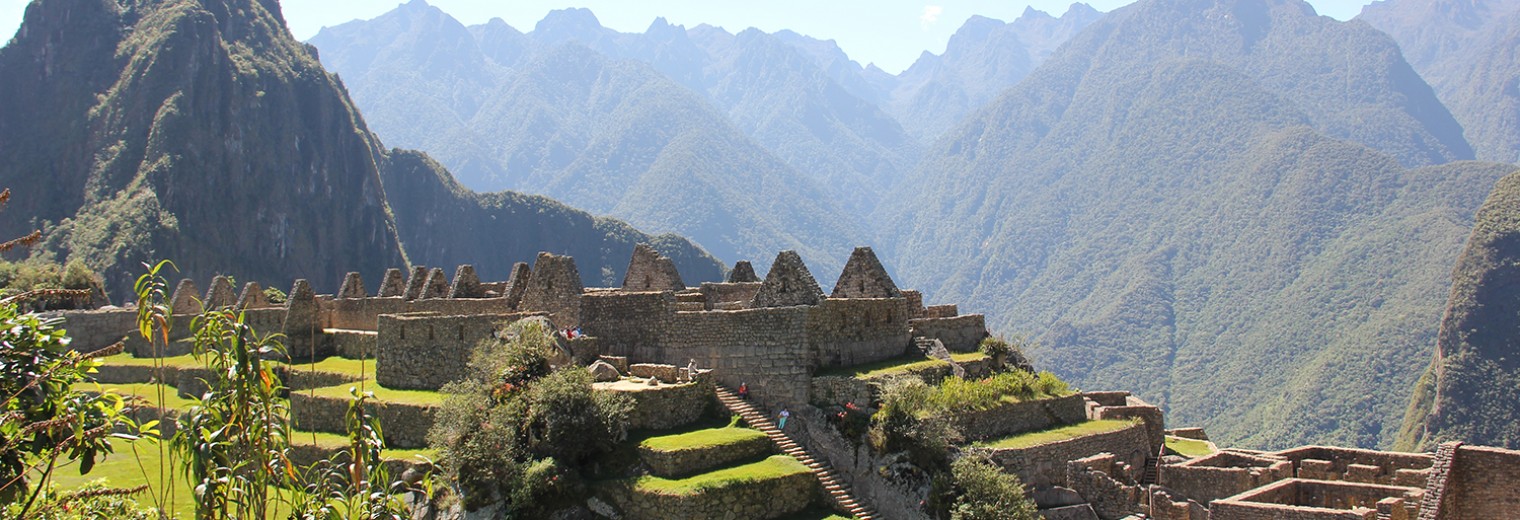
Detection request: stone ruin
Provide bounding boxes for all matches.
[727,260,759,283]
[43,243,1520,520]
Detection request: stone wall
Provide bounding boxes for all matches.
[638,430,771,478]
[1210,479,1420,520]
[909,315,989,352]
[806,298,912,369]
[948,394,1088,442]
[375,312,535,390]
[1088,393,1166,451]
[614,377,714,431]
[656,307,812,408]
[698,282,760,311]
[601,463,818,520]
[1160,451,1294,505]
[54,308,138,353]
[901,290,925,319]
[1418,443,1520,520]
[1271,446,1433,488]
[1067,453,1145,519]
[809,376,875,408]
[751,250,825,308]
[580,291,674,359]
[982,420,1150,488]
[326,297,408,330]
[290,392,436,449]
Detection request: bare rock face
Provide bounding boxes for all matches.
[378,268,407,297]
[338,272,367,299]
[449,265,482,298]
[622,243,686,292]
[830,246,901,299]
[751,250,824,308]
[589,360,622,382]
[728,260,760,283]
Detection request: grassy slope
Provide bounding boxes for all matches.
[632,455,810,495]
[975,419,1136,450]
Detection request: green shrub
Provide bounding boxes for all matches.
[949,456,1038,520]
[429,320,631,514]
[2,482,159,520]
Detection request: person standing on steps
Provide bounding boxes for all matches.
[738,382,749,400]
[778,407,791,430]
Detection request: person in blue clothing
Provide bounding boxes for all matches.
[778,407,791,430]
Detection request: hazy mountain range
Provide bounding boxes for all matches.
[6,0,1520,450]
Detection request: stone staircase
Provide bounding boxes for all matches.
[1141,456,1160,486]
[715,385,877,520]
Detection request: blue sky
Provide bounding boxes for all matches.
[1,0,1381,73]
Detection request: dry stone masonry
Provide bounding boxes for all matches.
[727,260,759,283]
[623,243,686,292]
[751,250,826,308]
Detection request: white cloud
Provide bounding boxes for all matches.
[919,5,943,29]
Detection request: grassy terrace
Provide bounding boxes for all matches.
[639,426,768,453]
[976,419,1137,450]
[816,351,988,379]
[302,381,446,406]
[1166,436,1216,457]
[101,352,376,378]
[632,455,810,495]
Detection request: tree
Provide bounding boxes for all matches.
[949,455,1038,520]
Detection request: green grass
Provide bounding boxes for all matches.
[47,437,196,519]
[303,381,446,406]
[639,426,768,453]
[75,382,196,410]
[284,356,375,378]
[1165,436,1216,457]
[632,455,810,495]
[976,419,1137,450]
[96,352,201,368]
[776,510,852,520]
[815,354,948,379]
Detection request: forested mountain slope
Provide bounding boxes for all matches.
[1360,0,1520,163]
[0,0,722,295]
[878,0,1506,449]
[1397,170,1520,451]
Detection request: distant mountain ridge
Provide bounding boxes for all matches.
[310,2,866,275]
[0,0,724,296]
[1360,0,1520,163]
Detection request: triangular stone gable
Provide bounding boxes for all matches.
[831,246,902,299]
[422,268,450,299]
[402,266,428,300]
[236,281,268,309]
[170,279,200,315]
[449,265,483,298]
[284,279,322,359]
[520,252,583,327]
[338,272,367,299]
[622,243,686,292]
[750,250,825,308]
[503,262,531,308]
[204,276,237,309]
[727,260,759,283]
[378,268,406,297]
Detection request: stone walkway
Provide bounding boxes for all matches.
[715,385,878,520]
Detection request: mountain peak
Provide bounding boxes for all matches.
[1017,6,1054,21]
[533,7,604,39]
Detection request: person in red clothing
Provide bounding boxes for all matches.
[738,382,750,400]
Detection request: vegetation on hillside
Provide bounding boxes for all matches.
[877,0,1515,450]
[1397,171,1520,450]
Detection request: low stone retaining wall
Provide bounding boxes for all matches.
[908,315,989,352]
[290,393,437,449]
[287,443,432,483]
[982,420,1150,488]
[619,378,715,431]
[93,364,179,385]
[949,394,1088,441]
[601,465,818,520]
[639,434,773,478]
